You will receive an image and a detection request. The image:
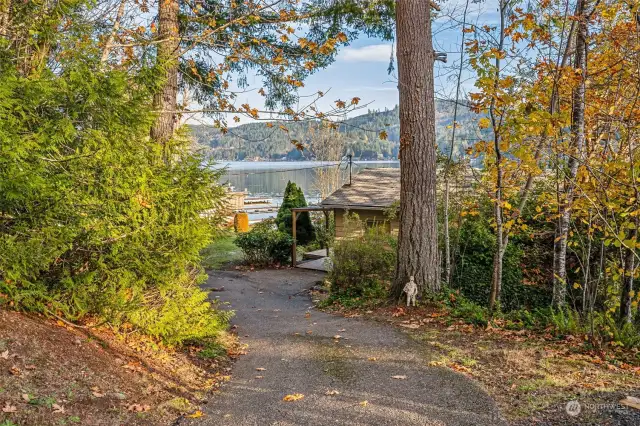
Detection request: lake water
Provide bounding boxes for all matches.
[213,160,400,200]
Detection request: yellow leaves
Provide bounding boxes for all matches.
[233,116,240,123]
[491,48,506,59]
[280,34,289,43]
[283,393,304,402]
[336,32,348,43]
[359,400,368,407]
[335,99,346,109]
[379,130,388,140]
[325,390,340,396]
[186,410,205,418]
[351,97,361,105]
[478,117,491,129]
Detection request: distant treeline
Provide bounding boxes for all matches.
[189,102,480,161]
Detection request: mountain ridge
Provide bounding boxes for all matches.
[189,101,479,161]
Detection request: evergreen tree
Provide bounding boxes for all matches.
[276,182,315,245]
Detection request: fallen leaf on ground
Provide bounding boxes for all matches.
[127,404,151,412]
[255,367,266,371]
[2,403,17,413]
[359,400,368,407]
[448,363,472,374]
[186,410,205,418]
[392,375,407,380]
[0,350,8,359]
[399,323,420,329]
[283,393,304,402]
[333,335,342,339]
[52,404,65,414]
[22,393,30,402]
[368,357,377,361]
[9,366,21,376]
[391,307,405,317]
[325,390,340,396]
[338,329,346,332]
[255,376,264,379]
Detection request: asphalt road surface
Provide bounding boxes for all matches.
[189,268,506,426]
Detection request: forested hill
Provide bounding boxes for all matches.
[189,101,480,161]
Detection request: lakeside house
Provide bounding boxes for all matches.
[293,168,400,271]
[320,168,400,238]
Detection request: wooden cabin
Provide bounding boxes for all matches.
[320,168,400,238]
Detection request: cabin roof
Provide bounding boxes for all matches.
[320,168,400,209]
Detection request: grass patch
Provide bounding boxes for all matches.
[201,234,243,270]
[198,341,227,360]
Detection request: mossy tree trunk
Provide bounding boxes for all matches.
[151,0,180,159]
[393,0,440,296]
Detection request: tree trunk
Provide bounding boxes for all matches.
[0,0,12,42]
[620,225,636,324]
[553,0,587,308]
[101,0,127,64]
[443,0,470,287]
[393,0,439,296]
[488,0,506,311]
[150,0,180,155]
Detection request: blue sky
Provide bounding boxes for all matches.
[203,0,501,127]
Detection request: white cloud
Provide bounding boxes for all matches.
[340,44,393,63]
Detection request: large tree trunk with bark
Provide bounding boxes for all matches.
[553,0,587,308]
[0,0,12,41]
[150,0,180,155]
[393,0,439,296]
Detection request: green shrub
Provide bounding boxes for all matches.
[276,181,315,245]
[312,212,335,250]
[235,219,293,266]
[452,297,490,327]
[328,215,396,299]
[0,51,229,345]
[453,218,551,311]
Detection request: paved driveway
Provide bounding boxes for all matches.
[188,269,505,426]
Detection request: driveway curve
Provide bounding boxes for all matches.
[189,269,506,426]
